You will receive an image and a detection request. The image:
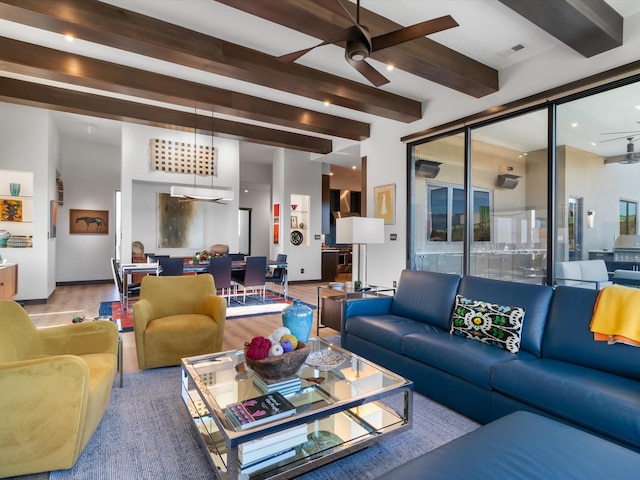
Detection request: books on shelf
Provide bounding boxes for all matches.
[252,374,302,396]
[240,448,297,475]
[239,424,308,466]
[225,392,296,430]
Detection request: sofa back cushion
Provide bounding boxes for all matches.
[0,300,44,363]
[389,270,461,330]
[139,273,217,318]
[456,276,553,357]
[543,286,640,380]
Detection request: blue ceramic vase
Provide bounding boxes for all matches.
[282,299,313,342]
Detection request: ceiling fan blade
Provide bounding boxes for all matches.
[346,56,389,87]
[371,15,458,52]
[599,135,639,143]
[604,155,627,164]
[277,25,360,63]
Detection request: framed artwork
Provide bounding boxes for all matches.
[70,209,109,234]
[50,200,57,238]
[291,215,298,228]
[0,199,22,222]
[157,193,203,248]
[374,184,396,225]
[273,203,280,244]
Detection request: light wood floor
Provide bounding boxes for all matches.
[24,281,338,375]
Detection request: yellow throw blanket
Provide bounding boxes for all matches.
[591,284,640,346]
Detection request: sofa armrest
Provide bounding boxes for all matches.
[0,355,90,473]
[38,321,118,357]
[343,296,394,320]
[133,298,154,332]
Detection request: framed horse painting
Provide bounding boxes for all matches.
[69,209,109,234]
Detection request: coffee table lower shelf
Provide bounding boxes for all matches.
[182,386,412,480]
[180,338,413,480]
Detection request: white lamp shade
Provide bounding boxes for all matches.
[336,217,384,244]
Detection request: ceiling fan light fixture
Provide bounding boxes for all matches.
[346,39,370,62]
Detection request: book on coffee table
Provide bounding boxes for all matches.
[239,426,308,466]
[252,374,301,396]
[225,392,296,430]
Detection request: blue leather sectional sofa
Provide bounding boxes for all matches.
[341,269,640,452]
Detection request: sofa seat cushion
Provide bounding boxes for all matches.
[403,332,535,390]
[144,314,220,368]
[376,411,640,480]
[491,358,640,448]
[345,315,441,354]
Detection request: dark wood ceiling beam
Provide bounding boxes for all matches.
[0,0,422,123]
[497,0,622,57]
[0,37,369,141]
[0,77,332,154]
[217,0,498,98]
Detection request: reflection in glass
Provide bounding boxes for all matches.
[470,110,548,283]
[411,134,464,274]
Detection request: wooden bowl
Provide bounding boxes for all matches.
[244,342,311,380]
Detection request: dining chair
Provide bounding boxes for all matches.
[266,253,287,298]
[208,256,236,304]
[235,256,267,303]
[158,257,185,276]
[110,257,140,305]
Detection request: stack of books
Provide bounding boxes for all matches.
[252,374,302,396]
[239,423,308,474]
[225,392,296,431]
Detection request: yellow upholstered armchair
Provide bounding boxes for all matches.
[0,301,118,478]
[133,273,227,370]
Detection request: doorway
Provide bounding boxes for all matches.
[568,197,583,261]
[239,208,251,255]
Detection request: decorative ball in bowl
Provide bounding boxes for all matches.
[244,342,311,380]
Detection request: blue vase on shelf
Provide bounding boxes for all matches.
[282,299,313,342]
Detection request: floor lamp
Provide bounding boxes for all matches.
[336,217,384,287]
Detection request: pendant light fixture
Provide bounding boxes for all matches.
[170,108,234,203]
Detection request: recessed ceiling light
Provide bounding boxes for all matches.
[64,34,74,42]
[570,122,579,128]
[323,101,330,107]
[386,64,394,71]
[590,142,597,146]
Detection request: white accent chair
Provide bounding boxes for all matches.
[555,260,612,290]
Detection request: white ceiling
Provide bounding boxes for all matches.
[5,0,640,165]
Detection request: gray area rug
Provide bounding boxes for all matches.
[49,367,478,480]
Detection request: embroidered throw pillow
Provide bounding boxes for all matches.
[450,295,525,354]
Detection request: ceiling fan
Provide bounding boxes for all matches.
[603,137,640,164]
[277,0,458,87]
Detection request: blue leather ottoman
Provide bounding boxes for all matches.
[376,411,640,479]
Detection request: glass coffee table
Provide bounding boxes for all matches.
[181,337,413,480]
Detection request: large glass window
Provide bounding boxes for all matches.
[410,133,464,274]
[409,76,640,287]
[620,199,637,235]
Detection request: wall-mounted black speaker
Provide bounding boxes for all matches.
[415,160,441,179]
[496,174,520,189]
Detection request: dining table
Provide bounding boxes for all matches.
[121,259,288,309]
[120,262,160,310]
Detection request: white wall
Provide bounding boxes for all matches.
[239,161,272,256]
[121,123,240,263]
[57,139,120,282]
[273,149,323,281]
[0,103,52,301]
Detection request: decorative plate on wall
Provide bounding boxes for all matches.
[290,230,303,246]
